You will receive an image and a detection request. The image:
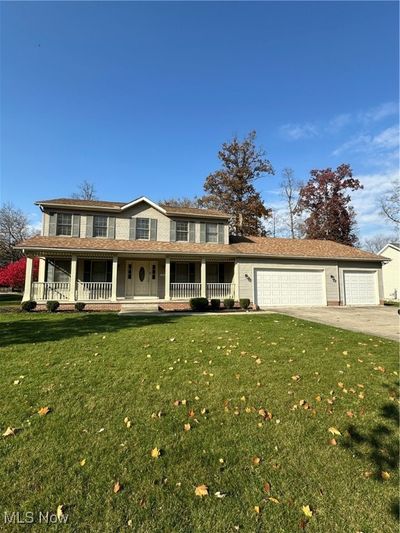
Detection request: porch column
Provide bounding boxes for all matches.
[70,255,77,301]
[165,257,170,300]
[38,257,46,283]
[233,259,239,301]
[201,257,206,298]
[111,255,118,301]
[23,256,33,301]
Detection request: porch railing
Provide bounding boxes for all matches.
[76,282,112,301]
[31,282,70,301]
[206,283,235,299]
[170,283,201,300]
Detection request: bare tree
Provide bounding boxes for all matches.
[0,203,34,266]
[280,168,304,238]
[379,180,400,226]
[363,233,397,254]
[160,197,200,208]
[265,209,285,238]
[72,180,97,200]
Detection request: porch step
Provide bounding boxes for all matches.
[119,303,160,315]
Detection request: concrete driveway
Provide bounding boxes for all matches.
[273,306,399,341]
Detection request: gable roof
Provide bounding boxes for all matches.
[378,242,400,255]
[16,234,385,262]
[35,196,230,219]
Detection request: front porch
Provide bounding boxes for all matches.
[24,255,237,303]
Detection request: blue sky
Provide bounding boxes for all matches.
[1,1,398,239]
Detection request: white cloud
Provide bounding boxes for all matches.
[351,170,399,238]
[357,101,398,123]
[279,123,318,140]
[327,113,352,133]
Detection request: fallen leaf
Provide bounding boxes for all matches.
[195,484,208,497]
[268,497,280,504]
[79,458,86,466]
[328,427,341,436]
[38,406,50,416]
[346,411,354,418]
[252,456,261,465]
[214,491,226,498]
[113,481,121,493]
[291,375,301,382]
[184,423,191,432]
[263,482,271,493]
[56,505,65,520]
[302,505,313,518]
[329,438,337,446]
[254,505,261,513]
[381,471,390,480]
[151,447,161,458]
[2,427,16,437]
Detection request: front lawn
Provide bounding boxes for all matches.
[0,313,398,532]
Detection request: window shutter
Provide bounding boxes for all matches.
[189,222,195,242]
[150,219,157,241]
[170,220,176,242]
[47,260,55,282]
[199,223,206,243]
[129,218,136,240]
[218,224,224,244]
[72,215,80,237]
[86,215,93,238]
[107,217,116,239]
[48,214,57,236]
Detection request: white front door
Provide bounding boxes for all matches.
[344,270,378,305]
[254,268,326,307]
[125,261,158,298]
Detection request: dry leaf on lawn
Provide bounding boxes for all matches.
[113,481,121,493]
[302,505,313,518]
[195,484,208,497]
[38,406,51,416]
[151,447,161,458]
[2,427,16,437]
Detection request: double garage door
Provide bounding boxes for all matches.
[255,269,326,307]
[254,268,379,307]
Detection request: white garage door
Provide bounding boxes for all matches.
[255,269,326,307]
[344,271,378,305]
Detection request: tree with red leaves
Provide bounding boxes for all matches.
[297,164,363,246]
[0,257,38,290]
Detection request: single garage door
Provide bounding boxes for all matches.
[343,270,378,305]
[255,268,326,307]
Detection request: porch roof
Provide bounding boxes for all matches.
[17,235,384,262]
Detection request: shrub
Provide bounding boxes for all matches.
[210,299,221,310]
[75,302,86,312]
[223,298,235,309]
[189,297,209,312]
[46,300,60,313]
[239,298,251,309]
[21,300,37,312]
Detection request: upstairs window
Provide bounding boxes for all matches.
[176,221,189,241]
[93,215,108,237]
[136,218,150,240]
[56,213,72,236]
[206,223,218,243]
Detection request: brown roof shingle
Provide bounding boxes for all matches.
[35,198,230,218]
[16,235,384,262]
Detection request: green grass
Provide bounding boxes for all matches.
[0,312,398,532]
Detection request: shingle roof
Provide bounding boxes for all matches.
[16,235,385,261]
[35,198,229,218]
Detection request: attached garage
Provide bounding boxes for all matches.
[254,268,326,307]
[343,270,379,305]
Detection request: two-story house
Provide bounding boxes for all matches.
[17,196,386,308]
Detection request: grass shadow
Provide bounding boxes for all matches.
[0,313,183,347]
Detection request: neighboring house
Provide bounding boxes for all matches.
[17,196,386,308]
[378,242,399,300]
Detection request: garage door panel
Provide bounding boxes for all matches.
[255,269,326,307]
[344,271,378,305]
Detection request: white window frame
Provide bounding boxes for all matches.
[176,221,189,241]
[56,213,72,236]
[206,223,218,243]
[135,218,150,240]
[93,215,108,238]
